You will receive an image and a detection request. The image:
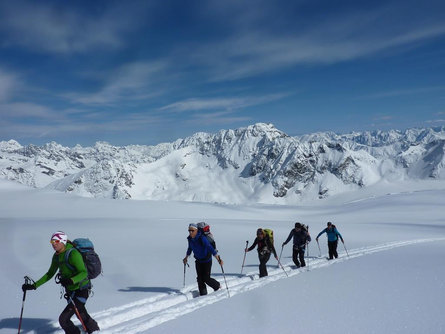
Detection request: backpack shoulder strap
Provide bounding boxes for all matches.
[264,235,272,249]
[64,247,76,271]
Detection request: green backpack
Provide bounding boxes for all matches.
[263,228,274,245]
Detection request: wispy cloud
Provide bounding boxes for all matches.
[0,1,149,54]
[0,102,58,119]
[355,86,445,100]
[0,69,21,102]
[186,2,445,81]
[425,119,445,124]
[66,61,171,106]
[0,108,165,142]
[185,110,251,126]
[160,93,289,113]
[373,115,394,121]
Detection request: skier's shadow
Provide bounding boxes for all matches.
[0,317,57,333]
[118,286,182,294]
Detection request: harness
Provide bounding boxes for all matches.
[55,248,90,291]
[258,238,271,256]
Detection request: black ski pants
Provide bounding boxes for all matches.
[328,240,339,259]
[195,260,220,296]
[258,251,271,277]
[60,289,99,334]
[292,245,306,267]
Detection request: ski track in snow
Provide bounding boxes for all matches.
[47,238,445,334]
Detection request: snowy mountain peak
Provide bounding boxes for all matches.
[0,139,23,152]
[1,124,445,204]
[236,123,287,139]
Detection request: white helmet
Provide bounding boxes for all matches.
[51,231,68,245]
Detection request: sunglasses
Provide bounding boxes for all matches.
[188,229,196,232]
[50,239,61,244]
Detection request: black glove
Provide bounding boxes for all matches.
[22,283,36,292]
[59,277,73,287]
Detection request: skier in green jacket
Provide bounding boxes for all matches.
[22,231,99,334]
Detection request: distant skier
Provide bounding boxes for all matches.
[183,223,223,296]
[282,222,311,267]
[316,222,344,259]
[245,228,278,277]
[21,231,99,334]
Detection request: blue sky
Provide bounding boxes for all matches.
[1,0,445,147]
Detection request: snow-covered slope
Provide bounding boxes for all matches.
[1,178,445,334]
[1,124,445,204]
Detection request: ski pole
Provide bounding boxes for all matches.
[55,273,87,333]
[183,262,190,287]
[278,245,284,262]
[183,263,186,287]
[241,241,248,274]
[219,259,230,298]
[342,240,349,257]
[276,258,288,277]
[66,293,88,332]
[316,239,321,257]
[18,276,34,334]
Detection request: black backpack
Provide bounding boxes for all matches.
[65,238,102,279]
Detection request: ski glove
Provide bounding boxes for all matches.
[59,277,73,287]
[22,283,36,292]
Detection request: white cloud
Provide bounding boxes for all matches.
[185,3,445,81]
[0,69,20,102]
[425,119,445,124]
[0,109,165,141]
[186,110,251,126]
[66,61,170,105]
[160,93,289,113]
[0,102,57,119]
[0,1,149,54]
[354,86,445,100]
[372,115,394,121]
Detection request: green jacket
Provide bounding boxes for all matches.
[35,243,90,291]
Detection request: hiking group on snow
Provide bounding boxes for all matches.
[20,222,345,334]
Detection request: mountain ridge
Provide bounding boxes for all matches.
[1,123,445,204]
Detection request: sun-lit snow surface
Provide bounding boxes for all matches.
[1,124,445,204]
[1,178,445,333]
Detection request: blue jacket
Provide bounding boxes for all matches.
[186,231,217,263]
[317,227,343,242]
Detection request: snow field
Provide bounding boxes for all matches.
[1,179,445,333]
